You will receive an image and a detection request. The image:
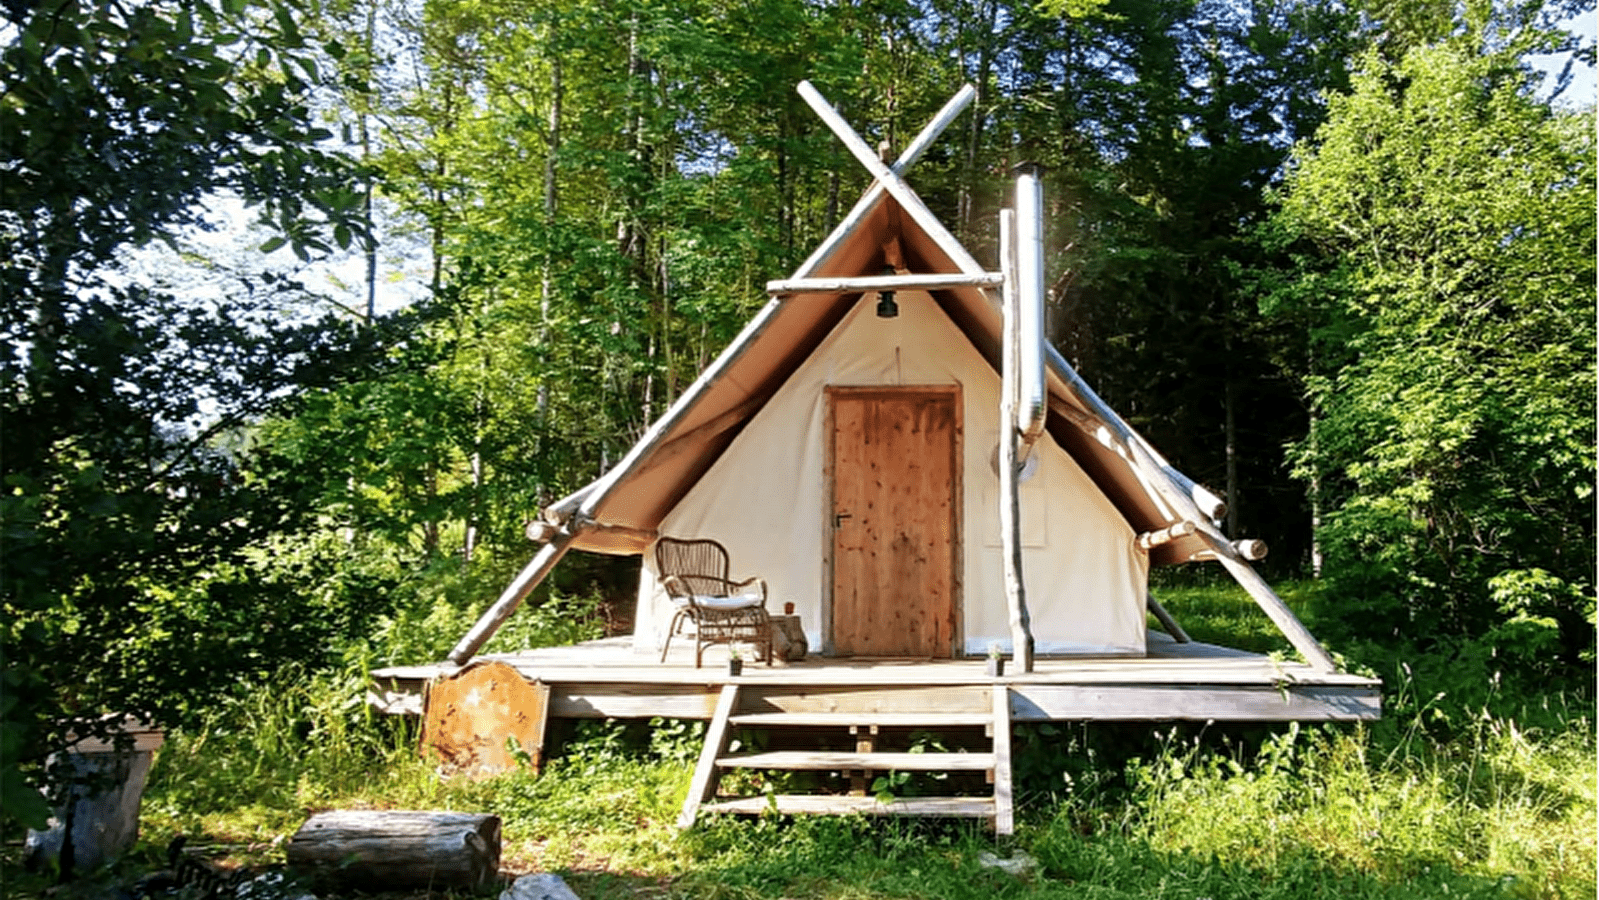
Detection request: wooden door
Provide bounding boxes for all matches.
[828,386,959,658]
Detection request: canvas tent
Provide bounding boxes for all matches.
[449,82,1335,673]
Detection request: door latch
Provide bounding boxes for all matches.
[833,512,852,529]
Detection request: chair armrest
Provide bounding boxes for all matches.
[731,576,767,604]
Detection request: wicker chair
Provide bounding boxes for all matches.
[655,537,773,667]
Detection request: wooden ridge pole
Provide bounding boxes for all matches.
[767,272,1004,295]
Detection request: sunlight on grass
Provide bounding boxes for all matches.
[112,580,1598,900]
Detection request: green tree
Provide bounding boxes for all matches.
[1264,33,1596,673]
[0,0,381,831]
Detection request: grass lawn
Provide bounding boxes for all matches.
[5,582,1594,900]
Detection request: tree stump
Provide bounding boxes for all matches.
[287,810,500,890]
[771,615,808,661]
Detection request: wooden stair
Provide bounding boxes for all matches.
[678,684,1015,834]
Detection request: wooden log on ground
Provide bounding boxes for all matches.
[287,810,501,890]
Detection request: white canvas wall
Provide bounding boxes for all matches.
[632,292,1149,657]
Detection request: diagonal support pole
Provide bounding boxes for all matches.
[791,83,974,279]
[796,81,981,276]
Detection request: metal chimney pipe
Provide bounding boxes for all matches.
[1013,163,1047,455]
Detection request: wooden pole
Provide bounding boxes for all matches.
[1041,354,1335,671]
[998,211,1034,673]
[1136,520,1198,550]
[791,85,976,280]
[797,81,981,278]
[1233,538,1269,561]
[1048,395,1228,522]
[1146,593,1191,643]
[767,272,1004,295]
[448,532,574,665]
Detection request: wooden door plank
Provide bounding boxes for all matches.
[829,388,958,659]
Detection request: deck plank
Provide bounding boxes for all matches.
[717,751,994,771]
[368,634,1382,723]
[700,795,995,818]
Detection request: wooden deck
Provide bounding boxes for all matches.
[369,631,1381,723]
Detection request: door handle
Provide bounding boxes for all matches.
[833,512,852,529]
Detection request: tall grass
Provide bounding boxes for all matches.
[105,581,1595,900]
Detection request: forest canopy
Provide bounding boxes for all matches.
[2,0,1593,828]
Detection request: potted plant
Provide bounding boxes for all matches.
[986,643,1005,678]
[727,646,743,677]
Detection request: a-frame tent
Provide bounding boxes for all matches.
[448,82,1337,675]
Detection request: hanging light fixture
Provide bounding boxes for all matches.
[875,266,898,318]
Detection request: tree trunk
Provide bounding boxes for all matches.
[1224,367,1239,536]
[360,0,378,322]
[960,0,998,237]
[535,18,562,504]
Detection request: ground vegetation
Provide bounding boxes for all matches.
[0,0,1592,892]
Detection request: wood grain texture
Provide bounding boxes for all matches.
[678,684,740,829]
[700,795,994,817]
[992,686,1014,835]
[287,810,500,890]
[422,662,548,776]
[716,750,995,771]
[829,387,958,658]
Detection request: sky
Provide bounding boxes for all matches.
[1530,8,1597,107]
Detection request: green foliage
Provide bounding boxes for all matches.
[99,610,1594,900]
[1263,28,1596,672]
[366,556,605,665]
[0,0,390,829]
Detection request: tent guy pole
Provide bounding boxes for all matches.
[999,209,1035,673]
[448,531,575,665]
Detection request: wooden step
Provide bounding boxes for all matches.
[700,795,996,818]
[716,751,994,771]
[729,712,993,728]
